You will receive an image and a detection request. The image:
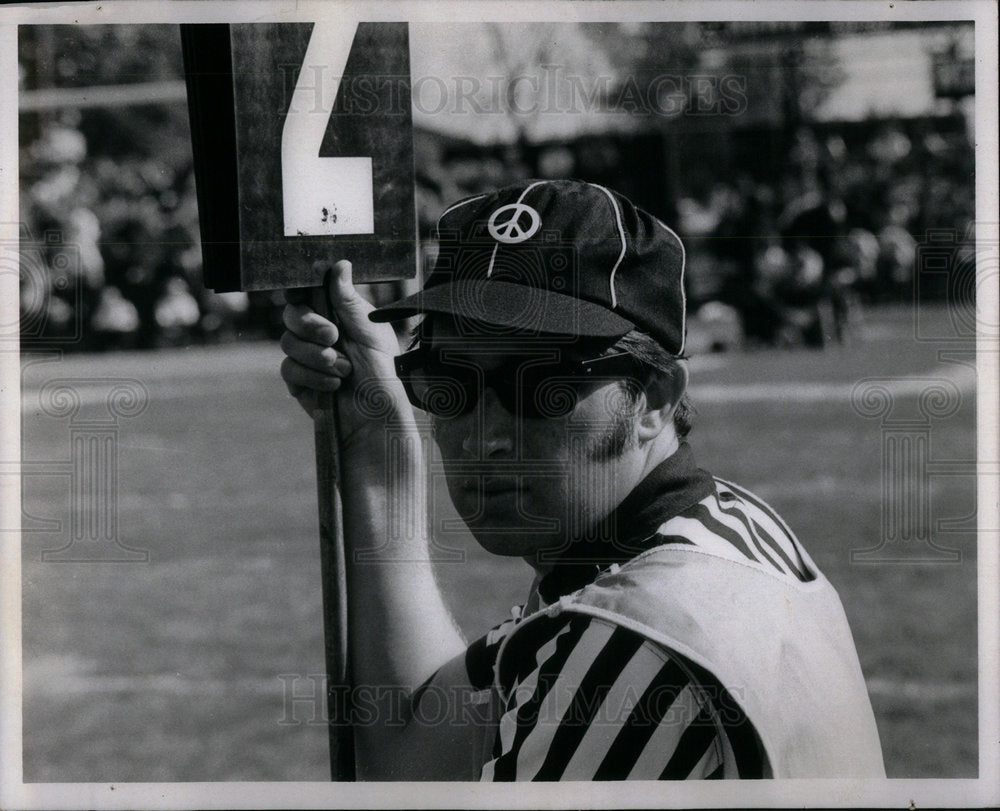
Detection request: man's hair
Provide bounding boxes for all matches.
[610,329,694,438]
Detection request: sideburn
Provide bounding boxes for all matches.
[587,390,640,461]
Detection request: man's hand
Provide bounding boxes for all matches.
[280,260,469,772]
[280,259,414,446]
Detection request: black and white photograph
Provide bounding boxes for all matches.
[1,1,997,808]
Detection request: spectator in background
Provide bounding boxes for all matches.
[154,277,201,347]
[877,215,918,302]
[776,170,851,347]
[90,285,140,350]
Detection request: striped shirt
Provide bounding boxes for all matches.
[461,443,814,781]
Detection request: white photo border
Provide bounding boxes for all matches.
[1,1,996,808]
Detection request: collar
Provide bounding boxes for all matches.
[535,441,714,604]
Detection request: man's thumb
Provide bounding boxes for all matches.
[323,259,373,331]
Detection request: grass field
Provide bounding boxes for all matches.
[18,304,979,781]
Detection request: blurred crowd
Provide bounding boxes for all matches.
[20,116,275,350]
[19,111,974,352]
[674,122,974,349]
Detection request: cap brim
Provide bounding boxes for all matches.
[369,280,635,338]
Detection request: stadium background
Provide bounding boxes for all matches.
[16,20,979,780]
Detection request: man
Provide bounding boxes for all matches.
[280,179,885,781]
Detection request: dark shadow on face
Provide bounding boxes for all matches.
[421,316,642,562]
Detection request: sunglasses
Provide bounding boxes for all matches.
[394,347,642,418]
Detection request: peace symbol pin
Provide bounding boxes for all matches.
[487,203,542,244]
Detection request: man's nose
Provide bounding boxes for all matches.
[461,386,515,457]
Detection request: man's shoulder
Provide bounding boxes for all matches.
[648,475,815,582]
[484,609,768,779]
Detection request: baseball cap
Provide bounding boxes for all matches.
[369,179,687,355]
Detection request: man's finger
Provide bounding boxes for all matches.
[283,378,318,416]
[280,356,343,392]
[280,331,353,376]
[282,303,340,346]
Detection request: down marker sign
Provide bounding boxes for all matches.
[182,21,417,292]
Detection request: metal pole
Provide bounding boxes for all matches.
[313,387,356,781]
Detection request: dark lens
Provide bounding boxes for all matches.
[407,361,477,418]
[516,355,637,419]
[524,374,580,418]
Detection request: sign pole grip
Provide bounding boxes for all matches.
[313,274,356,781]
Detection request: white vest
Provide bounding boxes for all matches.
[497,545,886,778]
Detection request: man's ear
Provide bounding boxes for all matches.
[635,362,688,442]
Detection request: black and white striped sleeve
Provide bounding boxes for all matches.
[480,613,766,781]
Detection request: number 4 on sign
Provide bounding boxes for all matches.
[282,23,374,237]
[180,21,416,292]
